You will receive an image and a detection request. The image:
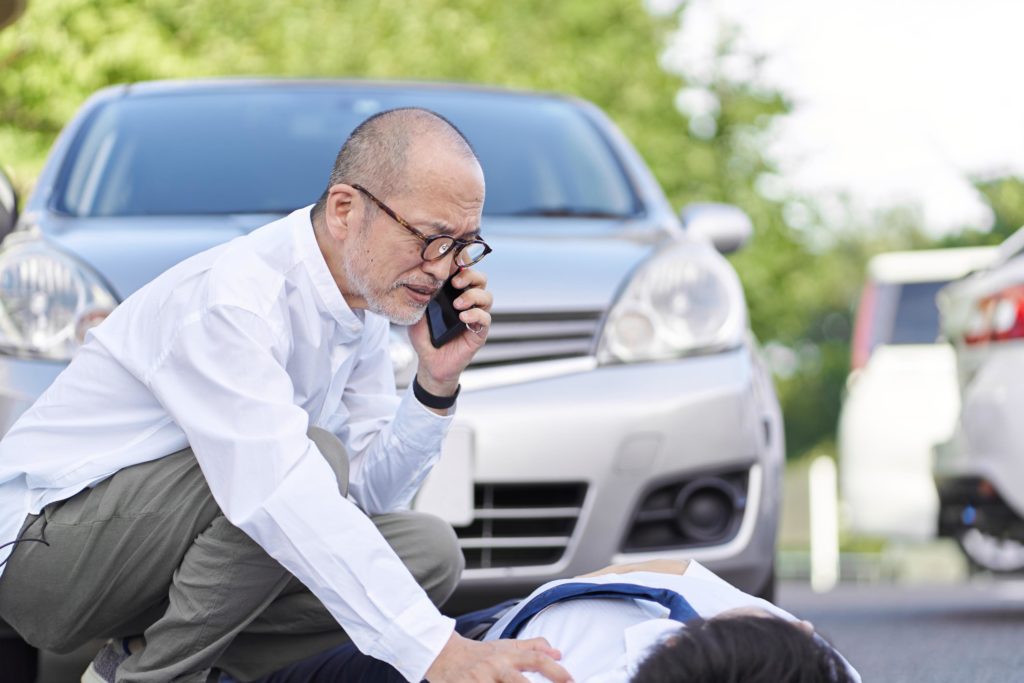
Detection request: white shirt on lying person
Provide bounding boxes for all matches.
[0,206,455,682]
[484,561,861,683]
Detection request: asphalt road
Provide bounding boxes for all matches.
[778,577,1024,682]
[34,577,1024,682]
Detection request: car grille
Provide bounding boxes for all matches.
[455,482,588,569]
[468,311,603,367]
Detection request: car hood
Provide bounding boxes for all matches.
[41,213,281,299]
[479,217,668,312]
[41,214,673,311]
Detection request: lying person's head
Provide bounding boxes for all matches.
[632,613,855,683]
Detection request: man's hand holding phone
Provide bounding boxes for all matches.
[409,267,492,411]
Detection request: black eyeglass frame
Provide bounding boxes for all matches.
[350,184,492,267]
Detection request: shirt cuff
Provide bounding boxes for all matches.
[368,597,456,682]
[392,383,454,449]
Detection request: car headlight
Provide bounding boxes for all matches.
[0,235,118,361]
[597,241,746,363]
[389,326,417,389]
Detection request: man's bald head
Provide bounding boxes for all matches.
[313,108,480,220]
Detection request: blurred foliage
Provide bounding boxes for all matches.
[0,0,685,194]
[936,176,1024,248]
[1,0,1017,460]
[975,176,1024,240]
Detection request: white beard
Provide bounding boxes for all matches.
[342,246,430,326]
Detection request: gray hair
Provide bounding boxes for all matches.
[312,107,477,220]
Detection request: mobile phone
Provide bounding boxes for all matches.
[426,276,466,348]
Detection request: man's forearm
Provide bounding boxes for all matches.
[346,385,452,514]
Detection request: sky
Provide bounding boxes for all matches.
[655,0,1024,236]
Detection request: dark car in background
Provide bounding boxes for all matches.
[0,80,782,628]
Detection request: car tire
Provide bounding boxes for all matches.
[957,529,1024,574]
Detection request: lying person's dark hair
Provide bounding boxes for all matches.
[632,615,855,683]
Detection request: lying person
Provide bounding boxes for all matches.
[243,559,861,683]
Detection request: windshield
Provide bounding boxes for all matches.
[55,87,639,219]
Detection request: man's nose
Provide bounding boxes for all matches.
[420,253,459,282]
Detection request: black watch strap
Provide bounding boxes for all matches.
[413,376,461,410]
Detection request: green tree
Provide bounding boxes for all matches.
[0,0,854,458]
[975,176,1024,240]
[936,175,1024,248]
[0,0,683,189]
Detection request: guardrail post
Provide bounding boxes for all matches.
[809,455,839,592]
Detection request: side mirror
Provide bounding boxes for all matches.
[0,166,17,240]
[680,203,753,254]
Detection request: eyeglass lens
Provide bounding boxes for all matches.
[423,238,488,266]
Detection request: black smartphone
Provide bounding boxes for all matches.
[426,276,466,348]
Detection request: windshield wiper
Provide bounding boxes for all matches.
[499,206,632,219]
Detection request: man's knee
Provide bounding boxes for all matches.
[374,511,464,608]
[410,513,465,607]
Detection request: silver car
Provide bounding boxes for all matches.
[934,227,1024,573]
[0,79,783,605]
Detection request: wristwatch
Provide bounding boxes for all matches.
[412,376,461,410]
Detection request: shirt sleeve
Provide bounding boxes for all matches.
[333,316,453,515]
[146,304,453,682]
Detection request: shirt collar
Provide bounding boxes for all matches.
[624,619,683,678]
[293,205,365,339]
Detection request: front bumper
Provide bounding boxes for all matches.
[0,346,783,603]
[416,346,783,605]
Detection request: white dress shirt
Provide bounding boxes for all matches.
[0,207,455,682]
[484,562,861,683]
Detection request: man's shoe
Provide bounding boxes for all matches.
[81,638,132,683]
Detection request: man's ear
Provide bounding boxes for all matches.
[324,184,359,240]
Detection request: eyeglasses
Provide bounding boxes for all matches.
[351,184,492,267]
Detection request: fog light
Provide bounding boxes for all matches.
[676,479,737,542]
[621,468,749,552]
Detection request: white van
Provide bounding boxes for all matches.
[838,247,996,540]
